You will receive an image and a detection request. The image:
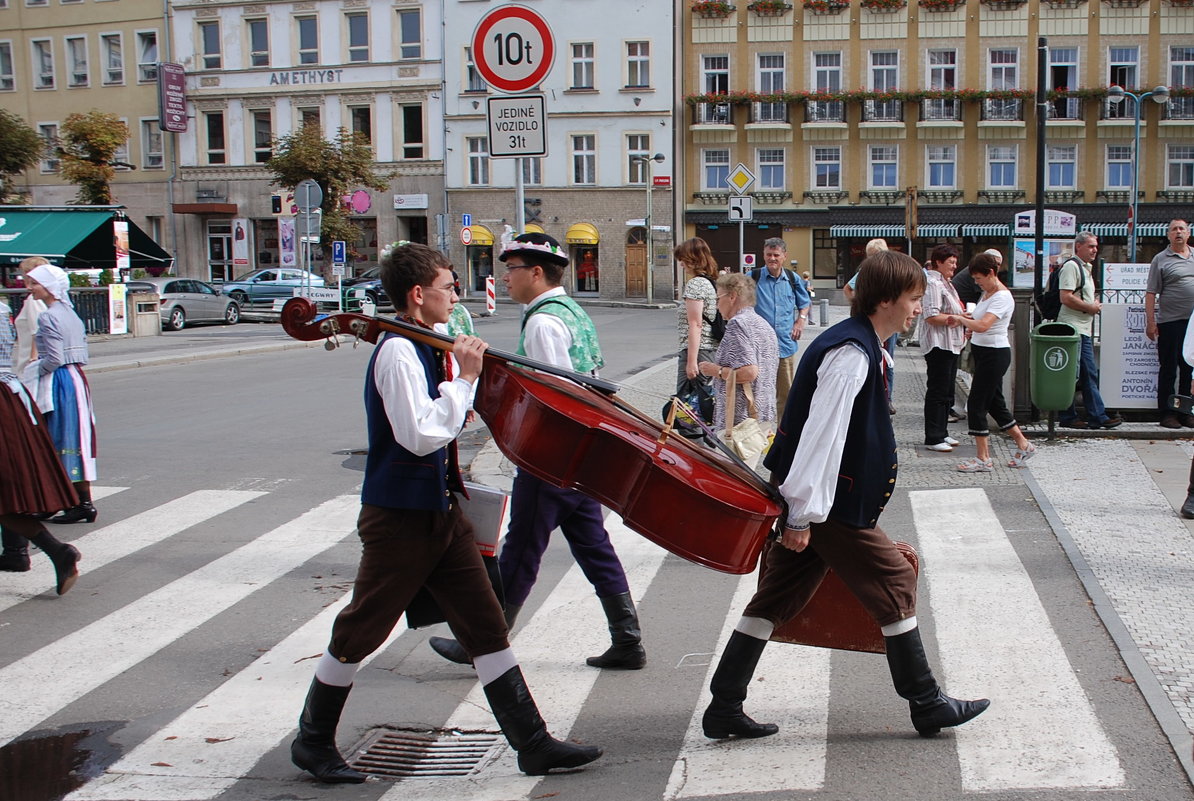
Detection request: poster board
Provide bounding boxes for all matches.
[108,283,128,336]
[1099,303,1158,409]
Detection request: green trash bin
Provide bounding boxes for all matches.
[1029,321,1081,412]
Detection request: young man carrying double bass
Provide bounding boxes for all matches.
[290,241,601,784]
[702,250,990,741]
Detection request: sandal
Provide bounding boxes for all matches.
[1007,443,1037,468]
[956,458,993,473]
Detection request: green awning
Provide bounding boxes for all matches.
[0,208,171,270]
[917,224,960,238]
[829,224,958,238]
[1080,222,1169,238]
[962,224,1010,237]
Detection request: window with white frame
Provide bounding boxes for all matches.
[101,34,122,84]
[1047,47,1079,120]
[205,111,226,164]
[137,32,157,81]
[758,148,784,190]
[571,43,594,89]
[522,157,542,186]
[298,107,320,130]
[704,53,729,94]
[869,146,898,189]
[66,36,87,87]
[1106,145,1132,189]
[296,16,318,65]
[398,9,421,59]
[113,124,131,169]
[813,146,841,189]
[627,134,650,184]
[467,136,489,186]
[926,145,955,189]
[1167,145,1194,189]
[346,13,369,62]
[986,48,1019,120]
[867,50,899,120]
[247,20,269,67]
[925,49,957,120]
[400,104,424,159]
[349,106,372,144]
[810,52,842,121]
[197,22,219,70]
[1047,145,1076,189]
[27,0,47,5]
[572,134,596,184]
[626,41,649,88]
[38,123,59,171]
[141,119,163,169]
[987,145,1017,188]
[464,48,485,92]
[756,53,785,121]
[703,148,729,190]
[1107,46,1139,119]
[251,110,272,163]
[1170,46,1194,118]
[0,43,14,91]
[32,39,53,89]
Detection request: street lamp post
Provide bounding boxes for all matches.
[1107,84,1170,261]
[632,153,666,304]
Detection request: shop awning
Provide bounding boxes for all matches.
[917,224,959,238]
[523,223,545,234]
[961,224,1010,237]
[1081,222,1169,238]
[829,224,906,239]
[469,224,495,247]
[565,222,600,245]
[0,207,171,269]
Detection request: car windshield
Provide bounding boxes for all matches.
[361,266,380,279]
[231,270,262,282]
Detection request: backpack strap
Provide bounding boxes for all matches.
[1060,257,1087,293]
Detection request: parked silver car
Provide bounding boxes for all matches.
[219,268,325,307]
[132,277,241,331]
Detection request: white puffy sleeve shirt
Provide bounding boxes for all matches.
[372,336,475,457]
[521,287,575,371]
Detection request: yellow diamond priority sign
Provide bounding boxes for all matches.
[726,163,756,196]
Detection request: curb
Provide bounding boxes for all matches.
[87,336,346,374]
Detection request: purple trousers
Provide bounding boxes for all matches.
[498,470,630,607]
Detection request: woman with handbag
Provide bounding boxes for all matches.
[675,238,722,399]
[919,244,966,452]
[698,273,779,467]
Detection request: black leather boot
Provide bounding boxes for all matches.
[701,630,778,739]
[290,678,367,783]
[885,627,989,737]
[586,592,646,669]
[50,502,97,524]
[29,530,80,595]
[429,605,521,666]
[482,666,602,776]
[0,527,31,572]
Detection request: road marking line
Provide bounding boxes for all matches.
[91,486,129,502]
[0,495,360,747]
[0,490,266,614]
[375,513,670,801]
[911,487,1124,790]
[664,572,830,799]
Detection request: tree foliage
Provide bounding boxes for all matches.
[0,109,44,203]
[59,111,130,205]
[266,124,390,266]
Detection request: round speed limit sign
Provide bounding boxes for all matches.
[460,226,473,246]
[471,5,555,94]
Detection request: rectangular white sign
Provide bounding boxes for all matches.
[1099,303,1158,409]
[293,287,340,303]
[393,194,429,210]
[1102,262,1151,291]
[487,95,547,158]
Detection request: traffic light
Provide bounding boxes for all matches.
[271,194,282,215]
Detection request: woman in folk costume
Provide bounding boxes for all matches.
[23,263,99,524]
[13,256,49,376]
[0,300,82,593]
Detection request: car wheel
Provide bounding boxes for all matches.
[224,302,240,325]
[230,291,248,306]
[366,290,379,307]
[168,307,186,331]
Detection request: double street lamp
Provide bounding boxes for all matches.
[631,152,666,304]
[1106,84,1170,261]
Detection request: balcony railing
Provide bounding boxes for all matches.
[1047,97,1084,121]
[1165,97,1194,121]
[1095,190,1142,203]
[977,189,1026,203]
[803,189,848,204]
[982,98,1023,121]
[920,98,961,121]
[694,102,732,125]
[1101,97,1137,121]
[863,99,903,122]
[750,102,790,123]
[1044,190,1085,203]
[805,100,845,123]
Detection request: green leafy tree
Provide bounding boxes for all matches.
[59,111,130,205]
[267,124,389,270]
[0,109,44,203]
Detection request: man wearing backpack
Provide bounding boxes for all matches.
[1058,232,1122,429]
[752,237,811,408]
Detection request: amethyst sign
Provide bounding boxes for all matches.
[158,63,187,133]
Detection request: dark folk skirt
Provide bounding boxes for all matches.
[0,381,79,515]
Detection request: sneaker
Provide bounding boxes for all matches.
[957,458,994,473]
[1161,416,1183,430]
[926,442,954,452]
[1101,416,1123,429]
[944,436,960,446]
[1059,419,1088,429]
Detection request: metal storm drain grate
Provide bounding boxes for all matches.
[348,729,502,779]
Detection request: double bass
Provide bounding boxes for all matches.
[281,298,783,575]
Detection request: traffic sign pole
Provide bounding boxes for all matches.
[726,163,756,275]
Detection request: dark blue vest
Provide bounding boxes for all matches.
[360,334,461,511]
[762,315,897,529]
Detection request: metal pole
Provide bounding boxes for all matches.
[515,158,526,234]
[1034,36,1047,315]
[1130,99,1142,262]
[738,220,744,274]
[646,165,654,305]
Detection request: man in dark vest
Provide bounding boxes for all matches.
[290,242,601,783]
[701,249,990,741]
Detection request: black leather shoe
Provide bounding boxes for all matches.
[1181,496,1194,520]
[1161,416,1183,430]
[702,708,779,739]
[50,503,97,524]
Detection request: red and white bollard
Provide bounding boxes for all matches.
[483,275,496,316]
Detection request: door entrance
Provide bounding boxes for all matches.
[207,220,234,281]
[625,226,647,297]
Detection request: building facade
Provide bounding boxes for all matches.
[442,0,676,301]
[680,0,1194,290]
